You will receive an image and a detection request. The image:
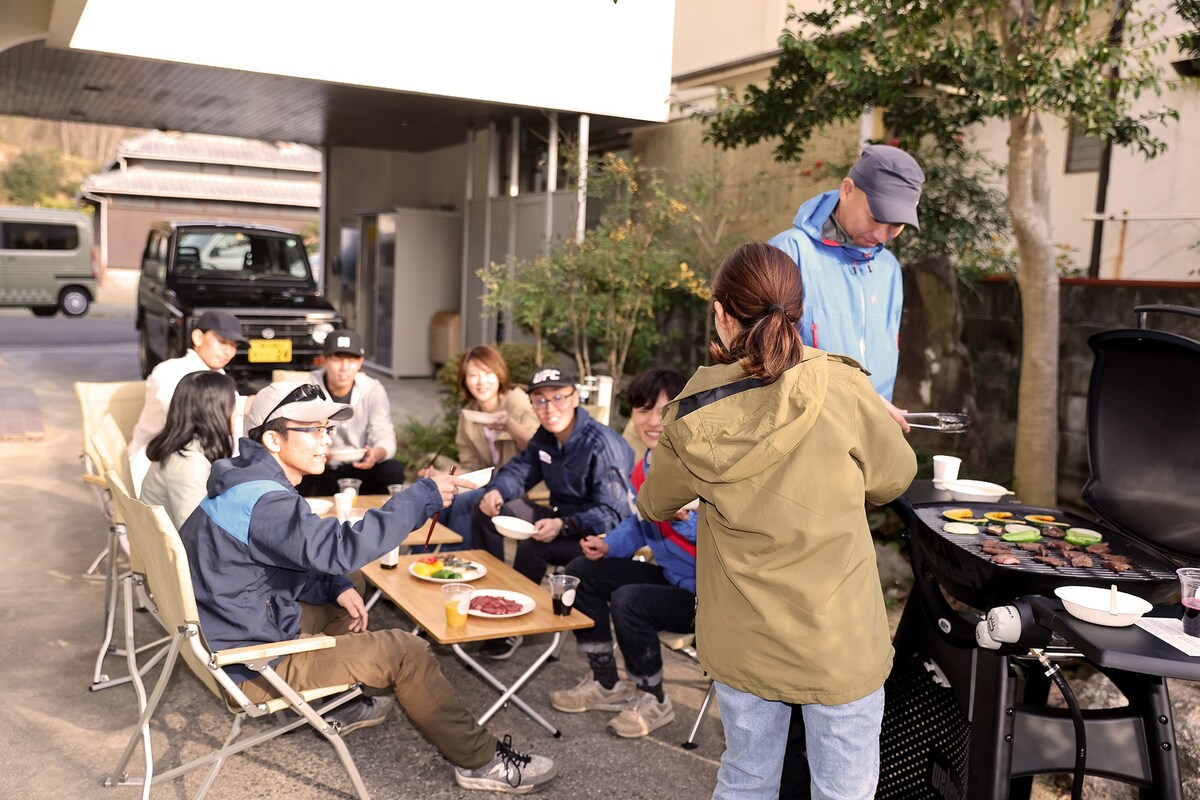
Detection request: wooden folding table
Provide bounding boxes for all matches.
[362,549,594,737]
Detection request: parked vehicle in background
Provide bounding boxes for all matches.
[137,222,342,390]
[0,206,97,317]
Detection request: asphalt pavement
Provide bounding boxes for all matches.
[0,272,722,799]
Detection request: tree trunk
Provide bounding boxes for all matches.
[1008,112,1060,506]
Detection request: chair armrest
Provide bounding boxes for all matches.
[82,473,107,487]
[211,634,336,667]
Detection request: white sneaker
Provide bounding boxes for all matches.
[607,692,675,738]
[454,735,557,794]
[549,676,637,713]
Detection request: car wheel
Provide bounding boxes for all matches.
[31,306,57,317]
[58,287,91,317]
[139,327,158,378]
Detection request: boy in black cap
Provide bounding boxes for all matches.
[768,144,925,431]
[129,309,247,494]
[297,328,407,496]
[470,366,634,659]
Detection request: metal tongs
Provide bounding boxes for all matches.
[902,412,970,433]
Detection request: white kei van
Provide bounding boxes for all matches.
[0,206,97,317]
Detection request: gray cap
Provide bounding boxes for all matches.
[847,145,925,231]
[246,380,353,430]
[194,309,248,343]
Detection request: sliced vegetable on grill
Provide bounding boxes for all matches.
[1064,528,1104,546]
[1001,525,1043,543]
[1025,514,1069,527]
[943,522,982,535]
[942,508,987,524]
[984,511,1016,522]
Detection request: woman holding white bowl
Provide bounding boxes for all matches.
[421,346,540,546]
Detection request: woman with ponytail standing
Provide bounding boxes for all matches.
[637,243,916,800]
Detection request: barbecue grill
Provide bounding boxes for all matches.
[877,305,1200,799]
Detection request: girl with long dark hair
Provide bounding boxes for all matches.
[637,242,916,799]
[141,370,237,527]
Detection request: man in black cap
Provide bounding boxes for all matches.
[768,144,925,430]
[129,309,247,494]
[470,366,635,660]
[297,328,407,496]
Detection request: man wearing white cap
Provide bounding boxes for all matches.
[177,381,558,793]
[768,144,926,430]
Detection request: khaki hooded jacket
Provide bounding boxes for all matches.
[637,349,916,705]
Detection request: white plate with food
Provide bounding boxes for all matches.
[491,515,536,540]
[305,498,334,515]
[456,466,494,493]
[461,409,501,425]
[328,446,367,463]
[407,557,488,583]
[468,589,536,618]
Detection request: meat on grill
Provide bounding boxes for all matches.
[991,554,1022,565]
[1035,555,1067,567]
[1069,554,1095,568]
[1016,543,1043,552]
[1086,543,1112,554]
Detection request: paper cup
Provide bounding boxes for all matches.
[333,491,353,522]
[932,455,962,489]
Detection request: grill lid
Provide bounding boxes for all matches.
[1084,306,1200,561]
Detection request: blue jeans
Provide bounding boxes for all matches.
[712,682,884,800]
[564,556,695,682]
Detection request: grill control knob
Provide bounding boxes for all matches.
[975,619,1003,650]
[987,605,1024,643]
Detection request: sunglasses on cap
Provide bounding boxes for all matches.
[251,383,327,436]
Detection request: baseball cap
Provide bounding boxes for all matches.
[323,329,366,357]
[847,145,926,231]
[194,310,248,344]
[528,366,576,392]
[246,381,353,431]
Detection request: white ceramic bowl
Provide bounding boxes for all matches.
[1054,585,1153,627]
[305,498,334,515]
[328,446,366,463]
[942,479,1011,503]
[491,515,535,540]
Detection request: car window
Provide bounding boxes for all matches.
[173,230,311,281]
[2,222,79,250]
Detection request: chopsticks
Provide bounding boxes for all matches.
[424,465,455,547]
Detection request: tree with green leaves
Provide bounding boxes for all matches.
[705,0,1185,505]
[1,148,66,205]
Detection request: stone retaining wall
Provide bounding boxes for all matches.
[957,278,1200,507]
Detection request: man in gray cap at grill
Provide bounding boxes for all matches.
[768,144,925,430]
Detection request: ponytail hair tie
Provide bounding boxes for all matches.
[769,304,786,314]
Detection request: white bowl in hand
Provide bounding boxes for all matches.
[942,479,1012,503]
[305,498,334,515]
[491,515,535,540]
[456,467,494,493]
[1054,585,1152,627]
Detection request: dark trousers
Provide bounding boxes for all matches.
[564,556,695,681]
[469,498,582,584]
[297,459,407,497]
[779,708,811,798]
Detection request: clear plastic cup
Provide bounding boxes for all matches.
[442,583,472,628]
[337,478,362,500]
[1178,567,1200,636]
[548,574,580,616]
[387,483,408,496]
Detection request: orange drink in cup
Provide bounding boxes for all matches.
[442,583,472,628]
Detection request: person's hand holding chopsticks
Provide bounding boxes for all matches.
[424,469,467,508]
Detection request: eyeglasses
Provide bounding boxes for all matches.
[285,425,336,436]
[258,382,325,427]
[531,389,577,411]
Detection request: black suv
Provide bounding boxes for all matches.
[137,222,342,390]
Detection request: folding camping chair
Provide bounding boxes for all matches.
[88,419,171,693]
[660,631,717,749]
[75,380,144,582]
[102,470,371,800]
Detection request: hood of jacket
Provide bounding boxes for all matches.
[666,349,854,485]
[790,189,884,266]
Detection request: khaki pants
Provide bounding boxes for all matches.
[240,602,496,769]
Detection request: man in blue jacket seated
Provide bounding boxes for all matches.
[178,380,557,794]
[471,366,634,660]
[548,369,696,739]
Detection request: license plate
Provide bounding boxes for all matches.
[248,339,292,363]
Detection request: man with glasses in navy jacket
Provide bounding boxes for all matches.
[471,367,634,660]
